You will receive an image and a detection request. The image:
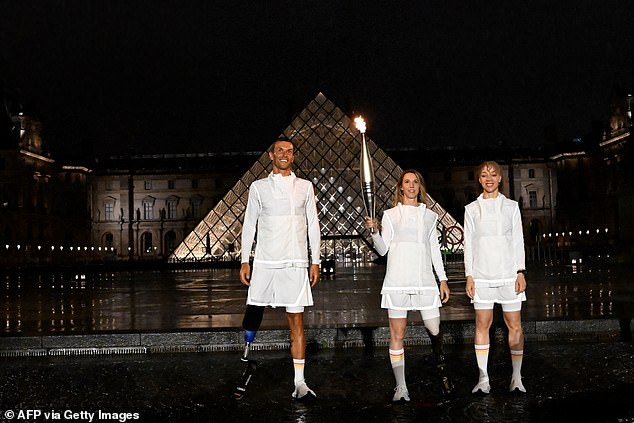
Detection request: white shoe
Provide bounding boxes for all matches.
[472,376,491,394]
[392,384,410,402]
[292,380,316,400]
[509,377,526,393]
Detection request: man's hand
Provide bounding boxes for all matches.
[515,272,527,294]
[465,275,475,300]
[309,264,320,287]
[439,280,450,303]
[240,263,251,286]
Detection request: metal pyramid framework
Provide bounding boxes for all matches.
[170,93,463,263]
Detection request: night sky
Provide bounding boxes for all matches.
[1,1,632,161]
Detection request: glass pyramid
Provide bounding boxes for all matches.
[170,93,464,263]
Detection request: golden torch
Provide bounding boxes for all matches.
[355,116,375,233]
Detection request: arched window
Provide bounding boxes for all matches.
[142,232,153,253]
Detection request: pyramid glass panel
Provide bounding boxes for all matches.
[169,93,463,263]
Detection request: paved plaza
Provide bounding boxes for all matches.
[0,261,632,422]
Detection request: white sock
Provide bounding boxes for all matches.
[474,344,489,379]
[293,358,305,385]
[389,348,406,386]
[510,349,523,380]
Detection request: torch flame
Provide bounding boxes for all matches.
[354,116,366,134]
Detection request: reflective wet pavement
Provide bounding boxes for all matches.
[0,261,633,422]
[0,340,632,422]
[1,261,633,336]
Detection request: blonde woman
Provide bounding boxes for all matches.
[365,169,451,402]
[464,161,527,394]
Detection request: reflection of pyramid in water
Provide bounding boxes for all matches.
[170,93,463,263]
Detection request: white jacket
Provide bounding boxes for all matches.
[464,193,525,286]
[241,172,321,268]
[372,203,447,294]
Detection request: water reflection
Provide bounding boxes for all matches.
[0,263,632,336]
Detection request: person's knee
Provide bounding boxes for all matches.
[424,317,440,336]
[391,328,406,343]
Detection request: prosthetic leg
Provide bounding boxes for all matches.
[426,328,454,397]
[233,305,264,400]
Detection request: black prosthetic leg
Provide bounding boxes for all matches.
[426,328,454,397]
[233,305,264,400]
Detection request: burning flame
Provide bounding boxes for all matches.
[354,116,366,134]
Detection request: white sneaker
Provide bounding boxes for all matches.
[472,376,491,394]
[292,380,316,400]
[392,384,410,402]
[509,377,526,393]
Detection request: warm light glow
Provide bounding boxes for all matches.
[354,116,366,134]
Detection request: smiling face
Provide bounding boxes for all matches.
[268,140,294,175]
[478,164,502,198]
[400,172,421,205]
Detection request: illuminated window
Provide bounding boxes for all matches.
[143,201,153,220]
[104,202,114,221]
[167,200,177,219]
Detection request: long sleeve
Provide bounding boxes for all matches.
[371,213,393,256]
[241,185,261,263]
[463,207,475,277]
[305,185,321,265]
[512,205,526,271]
[428,220,448,281]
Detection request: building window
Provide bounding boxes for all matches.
[104,202,114,221]
[192,179,199,189]
[528,169,535,179]
[168,180,175,189]
[104,233,114,249]
[105,180,113,191]
[529,191,537,208]
[145,180,152,190]
[143,201,153,220]
[192,201,201,218]
[167,200,177,219]
[142,232,153,253]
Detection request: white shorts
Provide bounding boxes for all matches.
[388,307,440,320]
[247,266,313,308]
[381,292,441,311]
[472,283,525,311]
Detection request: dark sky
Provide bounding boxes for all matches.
[1,0,632,160]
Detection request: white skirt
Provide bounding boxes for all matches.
[247,266,313,307]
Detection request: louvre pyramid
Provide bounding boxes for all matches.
[170,93,463,263]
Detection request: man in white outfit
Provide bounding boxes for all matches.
[240,137,321,400]
[464,161,527,394]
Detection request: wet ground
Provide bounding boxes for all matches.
[1,261,632,336]
[0,261,632,422]
[0,340,632,423]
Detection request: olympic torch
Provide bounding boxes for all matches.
[355,116,376,233]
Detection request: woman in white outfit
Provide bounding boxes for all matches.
[365,169,450,402]
[464,161,527,394]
